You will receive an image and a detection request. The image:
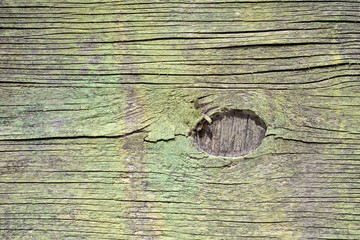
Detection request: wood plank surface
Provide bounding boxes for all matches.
[1,0,360,239]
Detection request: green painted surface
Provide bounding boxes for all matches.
[1,0,360,239]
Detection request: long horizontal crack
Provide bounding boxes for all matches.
[0,126,148,142]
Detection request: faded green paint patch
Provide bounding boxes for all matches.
[144,135,299,238]
[143,88,203,142]
[1,0,360,239]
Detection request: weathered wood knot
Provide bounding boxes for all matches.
[193,109,267,157]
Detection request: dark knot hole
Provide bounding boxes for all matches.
[193,109,267,157]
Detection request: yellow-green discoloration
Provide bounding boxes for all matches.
[1,0,360,239]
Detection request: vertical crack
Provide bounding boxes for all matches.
[242,114,250,154]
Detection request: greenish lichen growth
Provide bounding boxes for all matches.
[142,88,203,142]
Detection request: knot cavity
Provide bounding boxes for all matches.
[193,109,267,157]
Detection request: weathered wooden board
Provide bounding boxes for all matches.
[1,0,360,239]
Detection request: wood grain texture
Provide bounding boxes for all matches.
[194,109,267,157]
[1,0,360,239]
